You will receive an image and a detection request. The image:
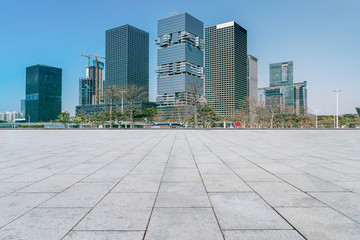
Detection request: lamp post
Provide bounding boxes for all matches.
[315,109,319,128]
[333,89,341,128]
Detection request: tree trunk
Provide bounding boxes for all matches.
[194,106,197,128]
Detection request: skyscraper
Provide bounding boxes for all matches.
[294,81,307,115]
[79,59,104,106]
[25,65,62,122]
[269,61,294,109]
[247,55,258,116]
[155,12,204,119]
[205,21,248,117]
[105,24,149,99]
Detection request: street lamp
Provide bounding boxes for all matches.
[315,109,320,128]
[333,89,341,128]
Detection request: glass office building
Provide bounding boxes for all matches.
[105,24,149,99]
[155,12,204,119]
[205,21,248,117]
[269,61,294,109]
[294,81,307,115]
[25,65,62,122]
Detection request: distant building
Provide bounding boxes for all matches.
[155,12,204,119]
[25,65,62,122]
[21,99,26,117]
[258,86,286,112]
[76,102,156,116]
[269,61,294,110]
[248,55,258,117]
[205,21,248,117]
[105,24,149,99]
[79,60,104,106]
[0,111,23,122]
[294,81,307,115]
[356,107,360,116]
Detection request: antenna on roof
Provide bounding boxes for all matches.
[169,12,178,16]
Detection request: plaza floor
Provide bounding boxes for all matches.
[0,129,360,240]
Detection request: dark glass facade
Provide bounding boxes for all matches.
[294,81,307,115]
[205,21,248,117]
[25,65,62,122]
[105,24,149,99]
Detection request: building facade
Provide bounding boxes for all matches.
[269,61,294,110]
[155,12,204,119]
[294,81,307,115]
[25,65,62,122]
[79,60,104,106]
[105,24,149,99]
[205,21,248,117]
[258,86,286,112]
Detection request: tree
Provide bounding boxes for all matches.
[198,104,219,128]
[123,84,148,128]
[187,81,204,128]
[56,111,70,126]
[143,107,158,122]
[104,85,123,128]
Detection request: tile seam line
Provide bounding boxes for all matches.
[193,131,308,240]
[141,131,177,240]
[184,131,226,240]
[60,132,171,239]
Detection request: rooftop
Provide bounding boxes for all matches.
[1,130,360,239]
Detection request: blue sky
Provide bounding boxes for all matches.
[1,0,359,115]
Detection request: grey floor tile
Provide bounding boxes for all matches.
[75,193,156,230]
[145,208,223,240]
[223,230,305,240]
[162,168,201,181]
[0,192,54,227]
[202,174,251,192]
[232,167,282,182]
[40,182,114,208]
[309,192,360,222]
[277,207,360,240]
[156,181,211,207]
[0,207,90,240]
[249,182,324,207]
[0,181,33,197]
[112,173,162,193]
[63,230,144,240]
[210,192,292,230]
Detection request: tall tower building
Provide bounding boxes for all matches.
[79,60,104,106]
[205,21,248,117]
[269,61,294,110]
[247,55,258,102]
[155,12,204,119]
[105,24,149,99]
[25,65,62,122]
[294,81,307,115]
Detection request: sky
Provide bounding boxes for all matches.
[0,0,359,115]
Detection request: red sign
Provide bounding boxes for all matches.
[235,121,241,127]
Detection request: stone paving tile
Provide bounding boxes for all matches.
[63,230,144,240]
[145,208,223,240]
[210,192,292,230]
[60,163,106,175]
[18,174,86,193]
[112,173,162,193]
[248,182,325,207]
[0,181,33,197]
[232,167,282,182]
[0,192,55,227]
[0,207,90,240]
[202,174,251,192]
[40,182,114,208]
[277,207,360,240]
[155,181,211,207]
[332,181,360,194]
[223,230,305,240]
[75,193,156,230]
[275,173,348,192]
[309,192,360,222]
[162,167,201,181]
